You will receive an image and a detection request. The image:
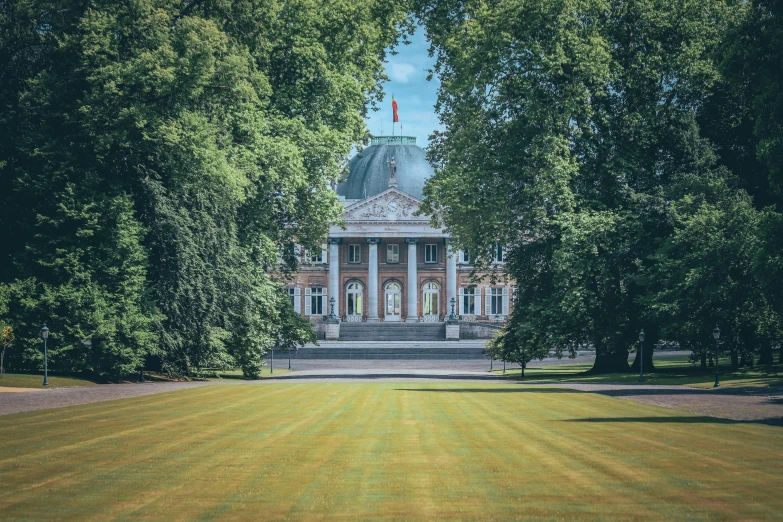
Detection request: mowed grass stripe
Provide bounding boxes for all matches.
[0,382,781,520]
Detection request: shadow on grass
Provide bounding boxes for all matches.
[562,416,783,426]
[268,373,508,381]
[395,388,576,393]
[562,416,739,424]
[592,387,783,397]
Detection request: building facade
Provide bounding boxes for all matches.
[286,136,513,324]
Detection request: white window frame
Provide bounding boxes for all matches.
[348,244,362,263]
[459,287,476,315]
[489,287,505,316]
[460,250,471,264]
[424,244,438,263]
[422,282,440,317]
[386,244,400,264]
[494,244,505,264]
[346,282,363,317]
[288,288,301,314]
[305,287,327,316]
[309,244,327,264]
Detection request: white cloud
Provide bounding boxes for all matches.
[389,63,417,84]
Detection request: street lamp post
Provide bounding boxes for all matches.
[713,325,721,388]
[638,329,645,383]
[329,296,336,319]
[449,297,456,320]
[41,324,49,387]
[270,346,274,374]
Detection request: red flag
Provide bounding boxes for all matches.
[392,97,399,122]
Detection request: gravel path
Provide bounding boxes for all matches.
[546,383,783,426]
[0,381,209,416]
[268,350,692,372]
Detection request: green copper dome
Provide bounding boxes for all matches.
[337,136,435,200]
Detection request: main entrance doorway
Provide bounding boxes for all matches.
[422,282,440,322]
[346,282,363,322]
[384,282,402,321]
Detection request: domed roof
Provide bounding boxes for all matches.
[337,136,435,200]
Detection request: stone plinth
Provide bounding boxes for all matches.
[325,318,340,340]
[445,320,460,340]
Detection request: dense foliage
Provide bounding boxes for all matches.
[418,0,783,372]
[0,0,411,378]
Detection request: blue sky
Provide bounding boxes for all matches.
[364,26,443,150]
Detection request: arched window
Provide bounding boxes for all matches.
[346,282,363,319]
[422,282,440,319]
[384,282,402,321]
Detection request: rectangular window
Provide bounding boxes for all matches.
[287,288,296,307]
[310,287,325,315]
[348,244,362,263]
[386,244,400,263]
[494,245,504,263]
[462,287,475,315]
[490,288,504,316]
[309,245,326,264]
[425,244,438,263]
[461,250,471,264]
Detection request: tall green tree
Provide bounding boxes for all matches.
[0,0,411,377]
[418,0,733,372]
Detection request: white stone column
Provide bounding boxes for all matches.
[405,238,419,322]
[367,238,380,322]
[328,238,341,320]
[446,239,457,318]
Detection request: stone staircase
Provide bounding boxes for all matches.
[338,322,446,341]
[286,340,487,360]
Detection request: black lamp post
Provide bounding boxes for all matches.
[329,296,336,319]
[41,324,49,387]
[638,329,645,382]
[712,325,721,388]
[449,297,456,320]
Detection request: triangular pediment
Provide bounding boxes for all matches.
[343,188,425,221]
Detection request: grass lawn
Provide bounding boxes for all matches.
[1,383,781,520]
[0,373,97,388]
[492,355,783,388]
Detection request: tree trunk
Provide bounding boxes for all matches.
[590,348,630,374]
[0,348,4,379]
[730,347,739,370]
[758,343,773,365]
[630,346,655,373]
[700,350,707,370]
[740,351,750,367]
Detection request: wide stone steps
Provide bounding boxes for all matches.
[338,322,446,341]
[280,340,488,360]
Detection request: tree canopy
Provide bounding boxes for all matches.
[0,0,412,378]
[417,0,783,371]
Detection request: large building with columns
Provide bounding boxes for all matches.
[286,135,513,327]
